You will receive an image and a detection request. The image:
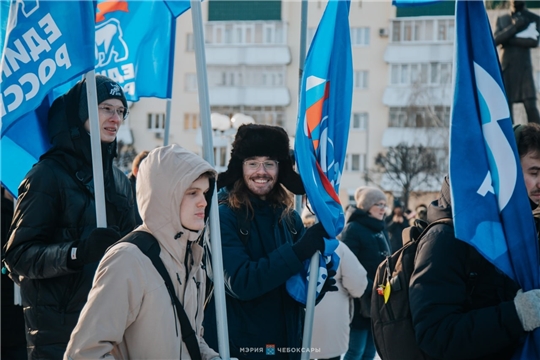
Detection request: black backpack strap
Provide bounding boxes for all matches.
[123,232,202,360]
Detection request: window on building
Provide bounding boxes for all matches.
[208,66,285,87]
[147,113,165,131]
[390,18,454,43]
[205,21,286,45]
[344,153,366,172]
[185,73,198,92]
[210,105,286,126]
[214,146,228,168]
[184,113,199,130]
[389,62,452,85]
[354,70,369,89]
[352,112,368,130]
[186,33,194,52]
[351,27,370,46]
[389,106,450,127]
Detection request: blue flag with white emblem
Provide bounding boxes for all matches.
[450,1,540,357]
[1,0,95,196]
[93,0,189,100]
[286,0,353,304]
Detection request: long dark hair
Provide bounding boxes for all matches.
[226,178,294,221]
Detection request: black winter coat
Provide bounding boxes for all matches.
[341,206,390,330]
[409,180,524,360]
[494,10,540,102]
[4,81,136,360]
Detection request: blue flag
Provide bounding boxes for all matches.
[1,0,95,196]
[286,0,353,304]
[93,0,187,101]
[450,1,540,357]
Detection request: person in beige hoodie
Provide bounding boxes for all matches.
[64,144,220,360]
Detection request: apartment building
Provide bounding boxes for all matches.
[124,0,540,209]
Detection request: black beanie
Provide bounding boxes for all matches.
[217,124,305,195]
[78,75,128,122]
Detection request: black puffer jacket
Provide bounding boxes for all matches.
[409,178,524,360]
[341,205,390,329]
[4,81,136,360]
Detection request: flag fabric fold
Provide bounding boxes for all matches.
[286,0,353,304]
[450,1,540,357]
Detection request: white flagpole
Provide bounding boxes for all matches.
[190,1,230,359]
[298,1,320,359]
[85,70,107,228]
[163,99,172,146]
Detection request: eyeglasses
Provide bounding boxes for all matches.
[98,104,129,119]
[373,203,388,209]
[243,160,279,171]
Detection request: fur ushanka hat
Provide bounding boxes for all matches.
[217,124,305,195]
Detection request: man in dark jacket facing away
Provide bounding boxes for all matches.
[409,176,540,360]
[204,124,331,360]
[4,75,136,360]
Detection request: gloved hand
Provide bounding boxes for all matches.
[68,226,121,268]
[316,263,338,305]
[514,289,540,331]
[292,222,327,261]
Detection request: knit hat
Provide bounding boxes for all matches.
[354,186,387,211]
[217,124,305,195]
[78,75,128,122]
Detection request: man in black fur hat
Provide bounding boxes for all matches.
[204,124,333,360]
[3,75,136,360]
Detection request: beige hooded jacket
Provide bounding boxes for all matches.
[65,145,219,360]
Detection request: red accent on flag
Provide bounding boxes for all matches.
[305,82,330,151]
[316,162,340,203]
[96,0,129,22]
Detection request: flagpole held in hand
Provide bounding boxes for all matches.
[301,252,320,360]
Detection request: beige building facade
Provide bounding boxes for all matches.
[123,0,540,210]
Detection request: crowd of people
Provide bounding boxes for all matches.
[2,75,540,360]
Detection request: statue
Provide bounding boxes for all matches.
[494,0,540,124]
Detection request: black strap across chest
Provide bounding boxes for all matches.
[121,231,201,360]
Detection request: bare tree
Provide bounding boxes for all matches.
[374,143,439,207]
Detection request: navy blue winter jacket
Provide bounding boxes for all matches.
[204,196,306,360]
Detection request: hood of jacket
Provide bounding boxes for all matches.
[345,205,386,232]
[136,145,216,261]
[427,175,453,223]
